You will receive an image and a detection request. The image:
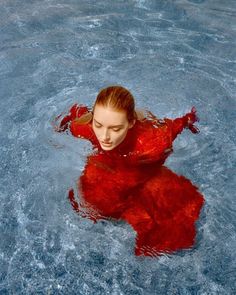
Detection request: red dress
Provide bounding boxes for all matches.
[56,104,204,257]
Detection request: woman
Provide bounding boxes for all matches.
[55,85,204,257]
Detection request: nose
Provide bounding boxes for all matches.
[102,128,110,142]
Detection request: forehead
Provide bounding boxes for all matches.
[93,105,128,125]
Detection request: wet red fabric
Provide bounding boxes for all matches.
[57,104,204,257]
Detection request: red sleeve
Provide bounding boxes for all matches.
[165,107,200,141]
[129,107,200,164]
[57,104,89,132]
[55,104,95,141]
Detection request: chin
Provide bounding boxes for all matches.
[100,143,115,151]
[101,146,115,151]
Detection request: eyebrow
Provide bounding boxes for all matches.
[93,118,124,128]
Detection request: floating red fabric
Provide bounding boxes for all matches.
[57,104,204,257]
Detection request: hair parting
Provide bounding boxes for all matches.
[74,85,145,125]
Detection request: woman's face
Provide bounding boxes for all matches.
[92,104,135,151]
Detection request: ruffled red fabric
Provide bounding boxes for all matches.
[57,104,204,257]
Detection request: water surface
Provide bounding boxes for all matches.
[0,0,236,294]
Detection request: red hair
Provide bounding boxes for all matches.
[66,86,144,125]
[94,85,136,122]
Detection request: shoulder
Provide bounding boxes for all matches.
[68,104,95,139]
[125,116,174,164]
[69,104,91,118]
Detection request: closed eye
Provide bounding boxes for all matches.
[93,120,102,128]
[112,128,121,132]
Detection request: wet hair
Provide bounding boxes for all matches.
[76,85,144,124]
[94,85,136,122]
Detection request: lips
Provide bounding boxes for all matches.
[101,142,112,145]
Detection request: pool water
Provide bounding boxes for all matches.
[0,0,236,294]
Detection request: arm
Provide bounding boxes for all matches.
[53,104,95,141]
[165,107,200,141]
[55,104,89,132]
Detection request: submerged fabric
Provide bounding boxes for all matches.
[57,104,204,257]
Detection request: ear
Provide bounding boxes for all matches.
[128,119,136,129]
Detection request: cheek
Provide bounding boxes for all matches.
[92,127,99,140]
[113,130,128,143]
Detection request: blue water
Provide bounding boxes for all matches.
[0,0,236,294]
